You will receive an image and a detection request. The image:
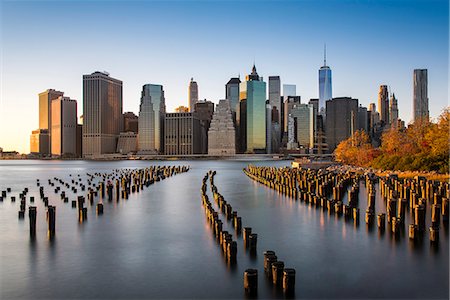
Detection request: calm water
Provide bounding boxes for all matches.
[0,160,448,299]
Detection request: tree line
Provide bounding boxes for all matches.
[334,107,449,174]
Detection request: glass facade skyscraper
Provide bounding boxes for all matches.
[319,47,332,114]
[138,84,165,154]
[241,65,266,153]
[225,77,241,112]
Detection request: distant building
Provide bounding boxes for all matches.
[123,112,138,133]
[194,100,215,154]
[164,112,202,155]
[319,46,332,115]
[357,105,369,133]
[175,106,189,113]
[283,96,301,136]
[240,65,267,153]
[188,78,198,112]
[413,69,429,122]
[39,89,64,152]
[389,93,399,127]
[138,84,165,154]
[51,96,77,156]
[117,132,138,154]
[226,77,241,113]
[237,99,247,153]
[378,85,389,125]
[208,99,236,155]
[266,102,272,153]
[83,71,123,157]
[30,129,50,155]
[269,76,281,153]
[76,124,82,158]
[283,84,296,98]
[290,103,315,149]
[326,97,358,151]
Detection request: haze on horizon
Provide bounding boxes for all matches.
[0,0,448,153]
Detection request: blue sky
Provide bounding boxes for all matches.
[0,0,448,153]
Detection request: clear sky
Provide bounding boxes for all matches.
[0,0,448,153]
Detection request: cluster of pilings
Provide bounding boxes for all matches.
[379,174,449,243]
[243,165,362,225]
[263,250,296,297]
[5,165,189,239]
[201,171,237,265]
[244,165,449,245]
[203,170,296,297]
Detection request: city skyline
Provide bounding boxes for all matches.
[1,0,448,153]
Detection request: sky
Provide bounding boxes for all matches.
[0,0,448,153]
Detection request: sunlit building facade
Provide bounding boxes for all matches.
[138,84,165,154]
[82,71,123,157]
[240,65,267,153]
[38,89,64,152]
[378,85,389,125]
[51,96,77,156]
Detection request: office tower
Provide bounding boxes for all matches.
[283,84,296,98]
[188,78,199,112]
[319,46,332,115]
[51,96,77,156]
[39,89,64,152]
[194,100,215,154]
[377,85,389,125]
[30,129,49,155]
[269,76,281,153]
[266,102,272,154]
[123,112,139,133]
[326,97,359,151]
[389,93,399,126]
[240,65,267,153]
[269,76,281,121]
[286,115,297,150]
[76,124,82,158]
[117,132,138,154]
[208,99,236,155]
[175,106,189,113]
[138,84,165,154]
[83,71,123,157]
[226,77,241,112]
[237,99,247,153]
[283,96,301,134]
[357,105,369,133]
[290,104,315,149]
[413,69,429,122]
[164,112,202,155]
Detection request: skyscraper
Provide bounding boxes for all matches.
[389,93,399,126]
[269,76,281,121]
[123,112,139,133]
[188,78,198,112]
[194,100,215,154]
[164,112,202,155]
[326,97,358,151]
[240,65,267,153]
[51,96,77,156]
[82,71,123,157]
[208,99,236,156]
[378,85,389,125]
[290,103,315,149]
[226,77,241,112]
[283,84,296,98]
[138,84,165,154]
[413,69,429,122]
[319,46,332,115]
[39,89,64,152]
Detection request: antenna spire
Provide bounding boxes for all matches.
[324,43,327,66]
